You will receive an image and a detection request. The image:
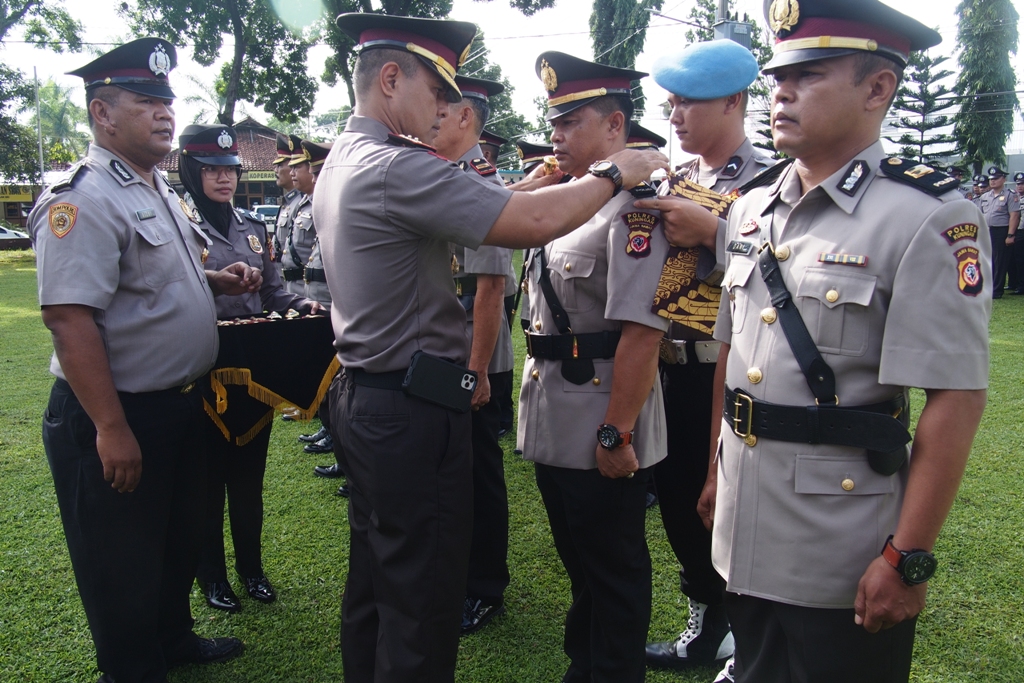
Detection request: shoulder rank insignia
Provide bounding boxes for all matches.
[879,158,959,196]
[248,234,264,254]
[624,211,659,258]
[110,159,134,182]
[467,158,496,176]
[941,223,979,245]
[720,155,743,179]
[387,133,436,152]
[955,246,983,296]
[48,202,78,238]
[837,160,868,196]
[629,182,658,199]
[50,160,87,194]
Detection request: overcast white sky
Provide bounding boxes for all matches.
[3,0,1020,165]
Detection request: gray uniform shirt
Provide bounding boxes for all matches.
[518,188,671,470]
[29,144,219,392]
[980,186,1020,227]
[282,193,316,296]
[452,144,514,375]
[273,188,301,262]
[313,116,513,372]
[304,233,332,308]
[198,205,308,318]
[712,140,991,607]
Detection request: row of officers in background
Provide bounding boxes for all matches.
[27,0,994,680]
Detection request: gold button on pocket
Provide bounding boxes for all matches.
[534,321,542,331]
[841,478,855,491]
[531,370,540,380]
[564,263,571,272]
[747,367,763,384]
[760,308,777,324]
[776,245,791,261]
[826,289,839,303]
[592,378,601,386]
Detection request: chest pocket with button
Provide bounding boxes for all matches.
[547,249,597,314]
[134,221,186,287]
[723,257,756,335]
[795,268,877,357]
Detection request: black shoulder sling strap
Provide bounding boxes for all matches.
[535,247,597,385]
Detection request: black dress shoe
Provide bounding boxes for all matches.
[314,462,345,478]
[645,491,658,509]
[335,484,350,498]
[303,435,334,453]
[461,597,505,635]
[244,575,276,603]
[199,580,241,613]
[298,426,328,443]
[169,635,244,666]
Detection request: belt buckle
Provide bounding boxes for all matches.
[180,382,195,395]
[732,392,753,439]
[525,331,534,358]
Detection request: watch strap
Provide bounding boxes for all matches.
[881,535,903,571]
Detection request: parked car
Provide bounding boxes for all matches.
[252,205,279,224]
[0,226,29,239]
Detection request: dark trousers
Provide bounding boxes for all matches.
[196,419,270,582]
[317,391,343,467]
[655,360,726,606]
[467,371,511,601]
[726,592,916,683]
[1009,234,1024,291]
[331,373,473,683]
[496,295,516,426]
[535,463,653,683]
[990,225,1009,295]
[43,378,205,683]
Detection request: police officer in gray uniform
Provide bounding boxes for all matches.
[299,140,334,308]
[696,1,990,680]
[637,39,773,677]
[1012,171,1024,294]
[30,38,258,683]
[518,52,671,683]
[279,142,317,296]
[314,14,668,683]
[272,133,303,266]
[433,74,515,635]
[980,166,1020,298]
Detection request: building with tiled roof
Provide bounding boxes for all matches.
[158,117,287,209]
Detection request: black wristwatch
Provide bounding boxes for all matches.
[588,160,623,197]
[881,535,937,585]
[597,423,634,450]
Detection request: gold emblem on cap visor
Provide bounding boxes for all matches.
[287,138,294,151]
[540,59,558,93]
[769,0,800,35]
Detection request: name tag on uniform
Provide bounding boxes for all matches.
[727,240,755,255]
[818,252,868,266]
[135,208,157,221]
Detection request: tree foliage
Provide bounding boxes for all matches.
[19,78,90,165]
[953,0,1020,172]
[883,51,956,163]
[0,0,82,49]
[122,0,318,126]
[588,0,664,117]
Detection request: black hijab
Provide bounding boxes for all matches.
[179,153,235,237]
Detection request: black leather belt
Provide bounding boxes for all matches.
[724,387,911,454]
[525,331,620,360]
[282,267,303,282]
[349,367,407,390]
[455,276,477,295]
[304,267,327,283]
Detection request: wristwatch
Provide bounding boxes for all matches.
[588,160,623,197]
[597,423,634,450]
[881,535,937,585]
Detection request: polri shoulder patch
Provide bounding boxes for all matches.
[623,211,659,258]
[955,246,984,296]
[48,202,78,238]
[467,158,496,176]
[879,158,959,196]
[387,133,437,152]
[629,182,658,199]
[50,160,87,194]
[941,223,979,245]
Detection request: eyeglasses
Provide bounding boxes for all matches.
[200,166,242,179]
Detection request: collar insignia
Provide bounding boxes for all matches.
[720,156,743,179]
[837,160,868,196]
[110,159,134,182]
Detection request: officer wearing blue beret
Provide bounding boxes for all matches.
[638,38,774,679]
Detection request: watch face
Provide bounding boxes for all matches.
[597,425,619,449]
[592,161,612,173]
[903,553,937,584]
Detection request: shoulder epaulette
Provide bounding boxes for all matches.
[387,133,437,152]
[879,157,959,197]
[50,160,88,194]
[236,208,263,223]
[629,182,658,199]
[466,158,496,176]
[737,157,793,195]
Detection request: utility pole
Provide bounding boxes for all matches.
[34,67,44,181]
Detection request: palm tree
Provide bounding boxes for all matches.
[20,79,89,166]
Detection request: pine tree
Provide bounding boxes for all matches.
[883,51,957,162]
[953,0,1020,173]
[589,0,665,117]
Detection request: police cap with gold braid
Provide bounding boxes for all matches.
[455,75,504,103]
[761,0,941,71]
[536,51,646,121]
[516,140,553,175]
[479,129,509,151]
[67,37,177,99]
[274,133,302,165]
[336,13,477,103]
[293,140,333,169]
[179,124,240,166]
[626,123,667,150]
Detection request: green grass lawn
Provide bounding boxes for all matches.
[2,247,1023,682]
